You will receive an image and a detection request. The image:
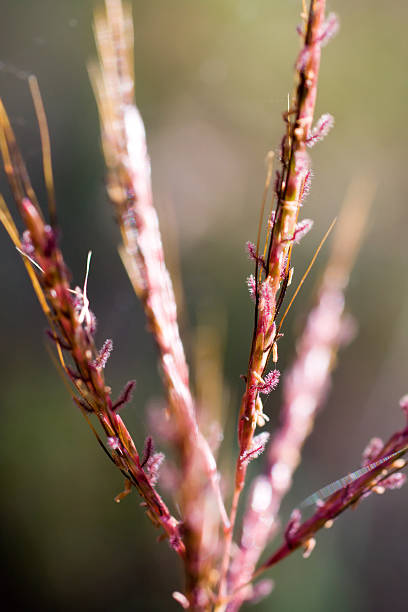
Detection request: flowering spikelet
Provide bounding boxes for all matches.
[246,241,265,269]
[134,436,164,486]
[241,432,270,466]
[381,472,407,491]
[145,452,165,486]
[284,508,301,543]
[362,437,383,466]
[252,432,270,454]
[300,169,313,203]
[399,394,408,416]
[141,436,164,485]
[141,436,154,467]
[246,241,256,260]
[107,436,121,451]
[247,274,256,301]
[72,286,97,334]
[293,219,314,243]
[257,370,281,395]
[318,13,340,47]
[21,229,35,256]
[93,338,113,370]
[306,113,334,147]
[248,580,274,605]
[112,380,136,412]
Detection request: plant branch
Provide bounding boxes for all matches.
[256,421,408,576]
[227,177,374,609]
[217,1,327,603]
[0,100,185,556]
[90,1,228,606]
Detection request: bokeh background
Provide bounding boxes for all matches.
[1,1,407,610]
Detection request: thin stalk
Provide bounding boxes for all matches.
[217,1,327,603]
[257,428,408,574]
[227,178,374,610]
[90,2,228,605]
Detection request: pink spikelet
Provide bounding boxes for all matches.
[21,229,35,256]
[318,13,340,47]
[140,437,164,486]
[257,370,281,395]
[145,452,165,486]
[399,394,408,417]
[107,436,121,451]
[293,219,314,243]
[300,169,313,203]
[246,241,257,259]
[362,437,383,466]
[93,338,113,370]
[241,432,270,466]
[246,241,265,268]
[248,580,274,605]
[284,508,301,542]
[112,380,136,412]
[381,472,407,491]
[247,274,256,301]
[307,113,334,147]
[141,436,154,467]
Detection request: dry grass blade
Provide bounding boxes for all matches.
[29,75,57,226]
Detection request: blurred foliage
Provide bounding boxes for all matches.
[0,1,407,610]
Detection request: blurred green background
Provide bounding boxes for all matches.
[1,1,407,610]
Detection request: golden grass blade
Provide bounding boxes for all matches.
[0,99,41,212]
[29,75,57,226]
[0,195,51,320]
[0,193,20,244]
